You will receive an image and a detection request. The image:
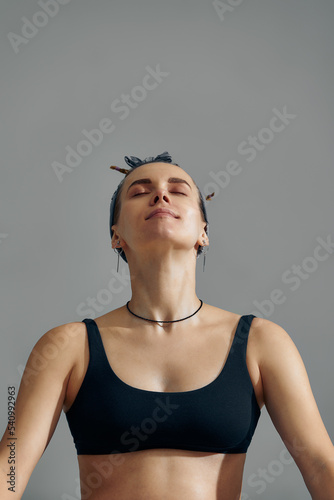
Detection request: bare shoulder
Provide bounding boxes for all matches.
[247,316,311,403]
[248,315,292,337]
[24,321,88,382]
[205,309,300,374]
[246,316,300,364]
[33,320,87,353]
[201,303,294,349]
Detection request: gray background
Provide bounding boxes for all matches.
[0,0,333,498]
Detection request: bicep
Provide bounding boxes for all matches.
[257,319,334,479]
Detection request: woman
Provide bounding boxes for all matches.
[1,152,333,499]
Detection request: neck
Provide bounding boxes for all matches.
[126,250,200,323]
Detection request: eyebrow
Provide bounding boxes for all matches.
[126,177,192,193]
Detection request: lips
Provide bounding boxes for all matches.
[146,208,178,220]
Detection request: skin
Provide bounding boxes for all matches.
[0,163,334,499]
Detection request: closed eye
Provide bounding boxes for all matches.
[132,191,187,197]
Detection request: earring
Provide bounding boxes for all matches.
[202,239,207,272]
[113,240,121,273]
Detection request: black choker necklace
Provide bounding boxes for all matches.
[126,300,203,327]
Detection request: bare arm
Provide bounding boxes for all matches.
[254,317,334,499]
[0,322,84,499]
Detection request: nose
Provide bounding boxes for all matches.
[150,187,171,205]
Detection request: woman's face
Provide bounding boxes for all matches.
[111,162,207,262]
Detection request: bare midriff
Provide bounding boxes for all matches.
[77,448,246,500]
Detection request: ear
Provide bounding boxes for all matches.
[111,225,122,249]
[200,222,209,245]
[196,227,209,250]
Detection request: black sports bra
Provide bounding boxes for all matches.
[65,314,261,455]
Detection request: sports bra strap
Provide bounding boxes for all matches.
[82,318,106,367]
[233,314,256,355]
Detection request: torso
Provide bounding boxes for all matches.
[63,303,264,500]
